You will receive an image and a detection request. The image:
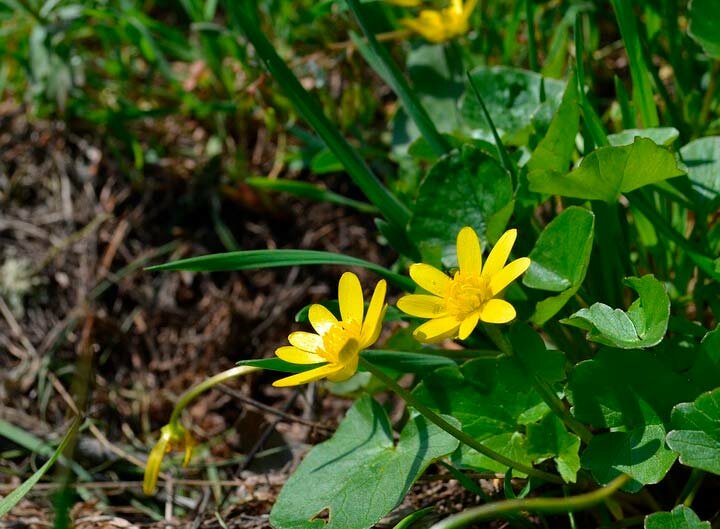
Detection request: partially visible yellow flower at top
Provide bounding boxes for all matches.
[143,423,196,495]
[398,227,530,343]
[272,272,387,387]
[400,0,479,43]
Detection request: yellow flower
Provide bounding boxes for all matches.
[397,227,530,343]
[272,272,387,387]
[400,0,478,43]
[143,423,196,495]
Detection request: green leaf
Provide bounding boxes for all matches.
[529,137,686,203]
[269,396,458,529]
[563,275,669,349]
[666,388,720,475]
[526,70,579,174]
[644,506,711,529]
[413,357,550,475]
[0,416,81,517]
[568,348,695,490]
[361,350,456,375]
[510,324,566,383]
[527,414,581,483]
[523,207,594,325]
[147,249,414,290]
[680,137,720,212]
[461,66,565,146]
[237,357,321,374]
[688,0,720,58]
[607,127,679,147]
[408,145,513,267]
[225,2,410,228]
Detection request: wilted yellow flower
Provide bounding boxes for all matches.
[398,227,530,343]
[273,272,387,387]
[401,0,478,43]
[143,423,196,495]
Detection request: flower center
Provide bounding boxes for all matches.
[321,320,361,363]
[445,271,491,318]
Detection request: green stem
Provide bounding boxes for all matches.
[359,357,563,484]
[676,468,705,507]
[483,325,593,444]
[429,474,630,529]
[169,366,261,427]
[525,0,538,71]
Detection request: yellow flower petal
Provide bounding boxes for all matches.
[397,294,447,318]
[339,272,364,324]
[458,312,480,340]
[326,355,359,382]
[143,435,170,495]
[386,0,422,5]
[489,257,531,296]
[457,226,482,274]
[409,263,451,296]
[479,298,516,324]
[360,279,387,349]
[275,345,326,365]
[288,331,323,353]
[462,0,479,17]
[401,12,446,43]
[308,304,338,336]
[413,315,461,343]
[272,363,342,387]
[482,228,517,280]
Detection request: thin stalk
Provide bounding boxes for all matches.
[573,13,608,148]
[170,366,261,426]
[359,357,564,484]
[698,61,719,133]
[483,325,593,444]
[346,0,451,157]
[429,474,631,529]
[676,469,705,507]
[465,72,517,184]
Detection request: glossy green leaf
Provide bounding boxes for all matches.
[408,145,513,266]
[645,506,711,529]
[523,207,594,325]
[680,137,720,212]
[563,275,669,349]
[510,324,566,383]
[526,70,579,174]
[461,66,564,146]
[360,350,456,375]
[568,348,695,490]
[147,249,414,290]
[269,396,458,529]
[608,127,679,147]
[529,137,686,203]
[237,357,321,374]
[527,414,581,483]
[666,388,720,475]
[413,357,551,476]
[688,0,720,58]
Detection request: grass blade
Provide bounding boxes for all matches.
[246,176,379,214]
[148,249,415,290]
[0,416,82,517]
[609,0,659,128]
[574,13,608,148]
[345,0,451,157]
[225,2,410,229]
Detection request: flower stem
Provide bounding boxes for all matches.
[169,366,261,427]
[428,474,631,529]
[483,325,593,444]
[359,357,563,484]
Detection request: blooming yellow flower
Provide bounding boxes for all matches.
[400,0,478,43]
[397,227,530,343]
[143,423,196,495]
[272,272,387,387]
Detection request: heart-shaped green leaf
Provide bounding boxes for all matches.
[645,506,711,529]
[408,145,513,267]
[523,206,594,325]
[270,396,458,529]
[529,137,686,203]
[563,275,669,349]
[680,137,720,213]
[666,388,720,475]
